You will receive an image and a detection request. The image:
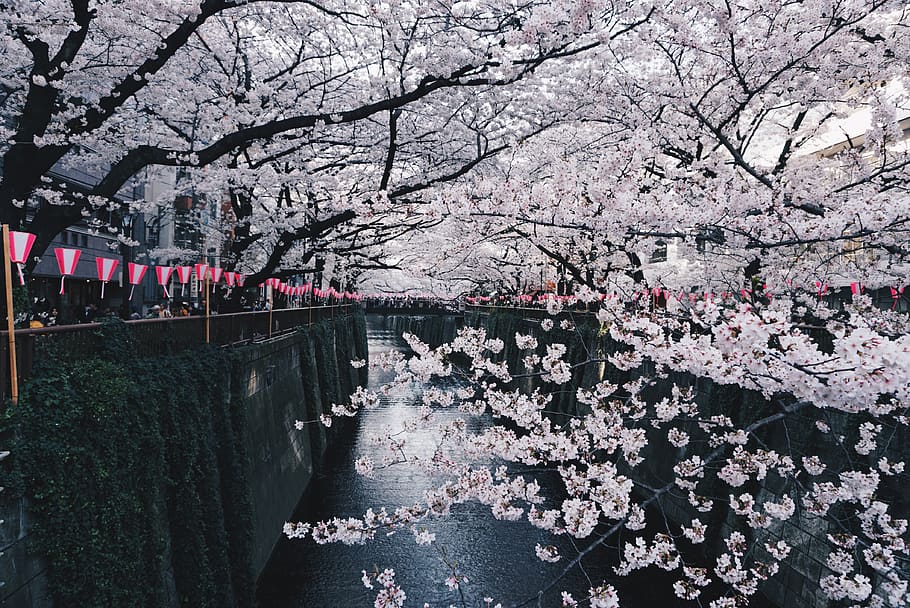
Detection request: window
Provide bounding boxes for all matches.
[650,240,668,263]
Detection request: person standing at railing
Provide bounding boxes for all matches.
[80,303,98,324]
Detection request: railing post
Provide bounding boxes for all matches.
[2,224,19,407]
[268,286,273,337]
[205,274,210,344]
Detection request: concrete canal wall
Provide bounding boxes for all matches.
[378,313,462,348]
[465,308,909,608]
[0,311,368,608]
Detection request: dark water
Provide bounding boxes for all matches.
[255,316,744,607]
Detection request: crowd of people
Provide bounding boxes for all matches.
[362,295,458,311]
[24,298,210,327]
[23,291,300,328]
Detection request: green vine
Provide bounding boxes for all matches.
[2,311,366,607]
[7,319,254,608]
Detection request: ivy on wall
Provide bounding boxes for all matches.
[6,319,255,608]
[1,311,368,608]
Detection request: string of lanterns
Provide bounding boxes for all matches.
[467,282,907,310]
[5,230,364,303]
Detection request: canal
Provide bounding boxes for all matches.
[256,315,705,607]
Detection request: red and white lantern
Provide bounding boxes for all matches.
[8,231,36,285]
[209,266,223,284]
[891,286,905,310]
[194,263,208,290]
[95,257,119,299]
[155,266,175,298]
[236,274,246,287]
[225,271,236,287]
[815,281,829,299]
[54,248,82,294]
[128,262,147,300]
[175,266,193,296]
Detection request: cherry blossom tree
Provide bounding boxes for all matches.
[285,2,910,607]
[0,0,653,284]
[411,0,909,297]
[289,290,909,607]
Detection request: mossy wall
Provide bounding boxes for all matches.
[0,311,368,608]
[380,314,462,348]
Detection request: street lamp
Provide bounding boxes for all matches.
[120,207,135,319]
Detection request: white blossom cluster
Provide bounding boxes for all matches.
[287,294,909,607]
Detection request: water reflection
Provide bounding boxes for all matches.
[256,316,715,607]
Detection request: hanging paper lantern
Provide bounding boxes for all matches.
[891,286,905,310]
[8,231,36,285]
[54,248,82,295]
[175,266,193,296]
[850,282,863,296]
[815,281,829,299]
[225,271,236,287]
[194,263,208,288]
[155,266,174,298]
[95,257,119,299]
[209,266,223,284]
[236,274,246,287]
[128,262,147,300]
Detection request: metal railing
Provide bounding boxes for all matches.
[0,305,356,404]
[465,304,598,320]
